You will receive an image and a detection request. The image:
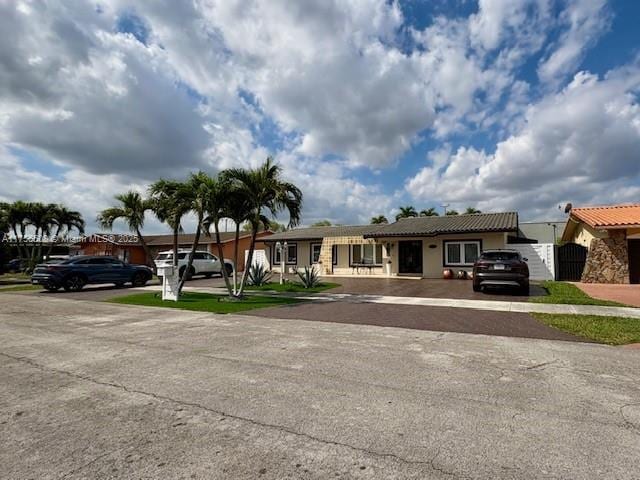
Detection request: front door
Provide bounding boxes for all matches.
[629,240,640,284]
[399,241,423,274]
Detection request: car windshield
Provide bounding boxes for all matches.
[480,251,520,261]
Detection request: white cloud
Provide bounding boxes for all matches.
[406,66,640,219]
[538,0,611,84]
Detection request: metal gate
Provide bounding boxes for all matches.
[557,243,587,281]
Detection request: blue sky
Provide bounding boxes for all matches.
[0,0,639,233]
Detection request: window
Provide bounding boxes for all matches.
[332,245,338,265]
[351,244,383,265]
[194,252,206,260]
[274,243,297,264]
[311,243,322,263]
[444,241,481,266]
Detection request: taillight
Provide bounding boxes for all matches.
[475,262,490,270]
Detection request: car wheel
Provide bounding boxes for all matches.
[63,275,85,292]
[131,272,147,287]
[518,284,530,296]
[472,283,481,292]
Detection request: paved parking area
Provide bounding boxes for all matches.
[324,277,547,299]
[247,301,586,342]
[1,293,639,479]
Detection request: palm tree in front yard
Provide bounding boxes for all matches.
[395,205,418,221]
[225,157,302,297]
[97,191,155,272]
[148,180,193,272]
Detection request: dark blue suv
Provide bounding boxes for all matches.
[31,256,153,292]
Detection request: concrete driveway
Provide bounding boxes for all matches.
[2,294,639,479]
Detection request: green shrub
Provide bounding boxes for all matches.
[296,266,321,288]
[248,263,272,286]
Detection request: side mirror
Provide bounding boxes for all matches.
[523,257,528,262]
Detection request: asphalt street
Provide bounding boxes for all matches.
[1,293,639,479]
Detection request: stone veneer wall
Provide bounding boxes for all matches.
[581,230,629,283]
[318,235,377,275]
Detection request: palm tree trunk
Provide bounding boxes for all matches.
[172,227,179,268]
[45,225,62,260]
[136,227,156,274]
[213,220,234,297]
[11,225,26,261]
[237,224,258,297]
[233,222,240,295]
[178,216,202,294]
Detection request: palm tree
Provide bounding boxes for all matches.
[0,202,9,272]
[97,192,155,271]
[446,209,459,216]
[148,180,193,274]
[464,207,482,214]
[419,208,439,217]
[176,172,211,293]
[7,201,30,261]
[202,175,236,297]
[370,215,388,224]
[225,157,302,297]
[45,205,85,260]
[395,206,418,221]
[220,176,252,294]
[25,202,56,269]
[0,202,9,240]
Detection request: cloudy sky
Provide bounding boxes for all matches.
[1,0,639,233]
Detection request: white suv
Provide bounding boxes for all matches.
[155,250,234,280]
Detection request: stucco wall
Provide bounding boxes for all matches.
[572,223,608,248]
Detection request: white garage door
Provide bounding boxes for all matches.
[509,244,555,281]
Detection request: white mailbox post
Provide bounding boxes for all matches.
[158,265,179,302]
[276,241,287,284]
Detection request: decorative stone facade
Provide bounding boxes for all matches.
[581,230,629,283]
[318,235,377,275]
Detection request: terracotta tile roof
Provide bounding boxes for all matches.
[570,204,640,228]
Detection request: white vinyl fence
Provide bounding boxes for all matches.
[245,249,270,271]
[509,244,555,281]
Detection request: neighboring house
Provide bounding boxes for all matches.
[265,212,518,278]
[516,221,566,244]
[76,231,273,271]
[561,204,640,284]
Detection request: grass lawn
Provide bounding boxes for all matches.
[245,281,340,294]
[0,284,43,292]
[533,313,640,345]
[531,281,630,307]
[109,291,303,314]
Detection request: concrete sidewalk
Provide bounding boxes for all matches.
[165,286,640,318]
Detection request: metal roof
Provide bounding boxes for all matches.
[364,212,519,238]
